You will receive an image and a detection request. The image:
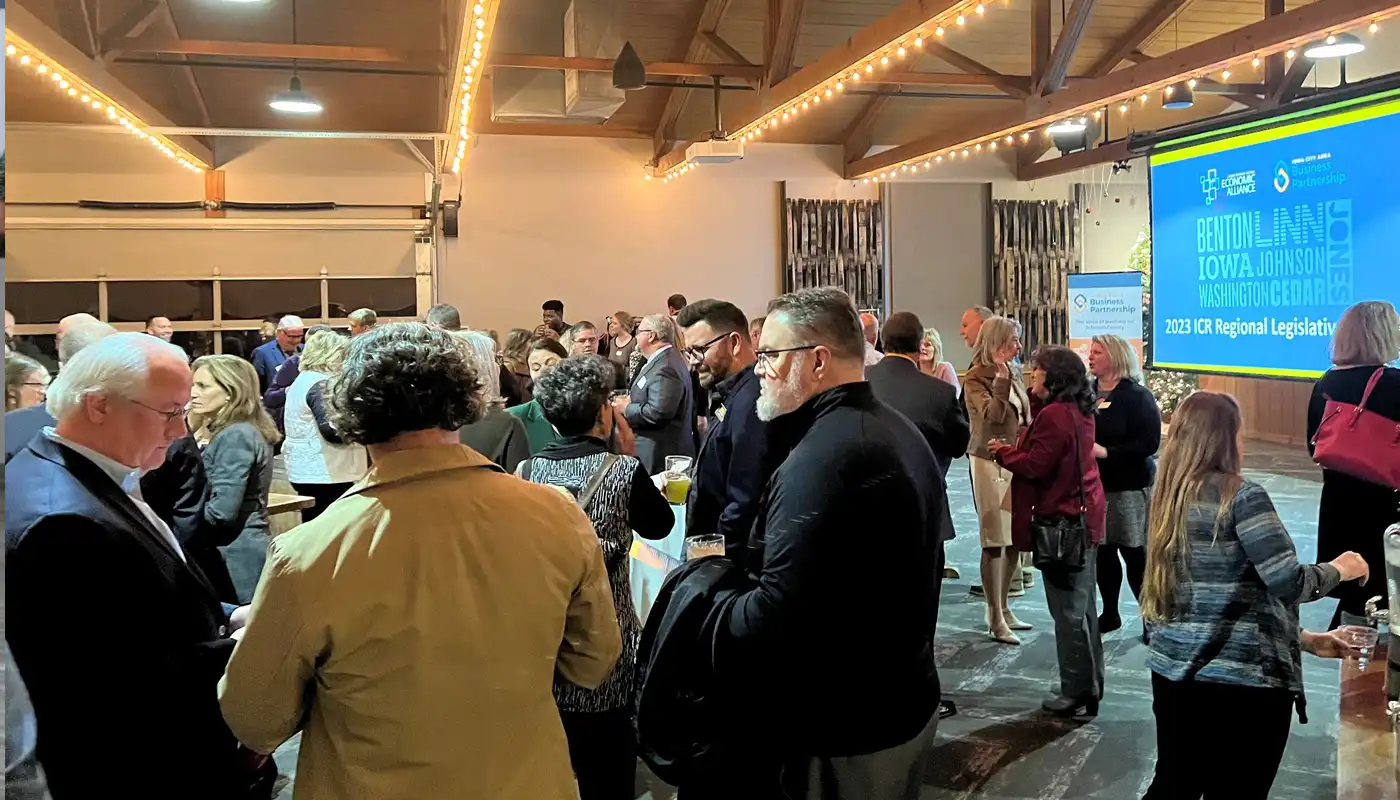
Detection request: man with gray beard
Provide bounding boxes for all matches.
[714,287,945,800]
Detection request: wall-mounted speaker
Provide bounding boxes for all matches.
[442,202,460,238]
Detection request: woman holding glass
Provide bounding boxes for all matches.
[515,355,671,800]
[963,316,1032,644]
[989,345,1107,716]
[1141,391,1368,797]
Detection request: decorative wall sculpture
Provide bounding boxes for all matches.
[783,198,885,313]
[992,196,1081,355]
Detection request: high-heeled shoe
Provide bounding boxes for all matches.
[1042,695,1099,717]
[988,622,1022,645]
[1004,609,1034,631]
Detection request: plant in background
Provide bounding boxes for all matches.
[1128,226,1198,419]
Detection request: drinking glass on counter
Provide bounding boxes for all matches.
[685,534,725,561]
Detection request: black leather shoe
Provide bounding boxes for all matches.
[1042,695,1099,718]
[1099,612,1122,634]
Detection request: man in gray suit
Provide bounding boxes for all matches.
[612,314,694,474]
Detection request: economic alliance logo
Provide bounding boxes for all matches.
[1200,169,1219,206]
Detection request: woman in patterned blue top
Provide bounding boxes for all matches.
[518,354,674,800]
[1139,391,1368,799]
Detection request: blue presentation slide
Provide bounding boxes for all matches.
[1149,90,1400,378]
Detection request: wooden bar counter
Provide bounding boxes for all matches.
[1339,644,1398,799]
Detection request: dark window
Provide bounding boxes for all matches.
[107,281,215,323]
[14,335,58,368]
[5,282,100,324]
[221,280,322,321]
[172,331,216,361]
[327,278,416,319]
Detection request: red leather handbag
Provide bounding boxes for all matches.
[1311,368,1400,491]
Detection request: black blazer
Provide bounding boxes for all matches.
[1093,379,1161,493]
[866,356,971,541]
[6,435,246,799]
[686,365,774,559]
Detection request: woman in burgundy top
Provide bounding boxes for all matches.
[990,345,1107,718]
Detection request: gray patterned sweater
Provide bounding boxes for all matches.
[1147,475,1341,702]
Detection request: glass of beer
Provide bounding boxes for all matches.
[685,534,725,561]
[663,471,692,504]
[665,456,693,475]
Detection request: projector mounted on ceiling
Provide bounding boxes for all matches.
[685,140,745,165]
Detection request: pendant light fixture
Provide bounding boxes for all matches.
[1304,33,1365,59]
[1161,15,1194,110]
[269,0,322,114]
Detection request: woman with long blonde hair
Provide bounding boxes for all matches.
[1140,391,1367,799]
[188,355,280,603]
[283,330,368,521]
[963,316,1032,644]
[920,327,960,391]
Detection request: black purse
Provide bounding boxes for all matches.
[1029,413,1089,572]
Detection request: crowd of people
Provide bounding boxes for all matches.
[3,287,1399,800]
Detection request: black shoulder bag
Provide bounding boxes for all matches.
[1029,411,1089,572]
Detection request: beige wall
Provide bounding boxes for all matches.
[439,136,862,335]
[6,128,426,281]
[886,182,992,368]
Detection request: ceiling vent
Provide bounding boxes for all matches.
[492,0,627,125]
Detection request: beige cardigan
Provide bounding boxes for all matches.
[219,444,621,800]
[963,363,1032,459]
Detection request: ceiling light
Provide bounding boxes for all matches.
[1162,81,1195,109]
[269,75,322,113]
[1047,118,1086,134]
[1304,32,1365,59]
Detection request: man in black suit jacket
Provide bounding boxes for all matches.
[613,314,695,474]
[5,332,263,799]
[866,311,972,614]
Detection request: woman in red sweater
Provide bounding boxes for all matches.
[990,345,1107,717]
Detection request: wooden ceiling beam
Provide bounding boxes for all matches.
[842,95,891,164]
[1086,0,1192,78]
[1035,0,1098,95]
[491,54,761,80]
[1264,0,1286,94]
[1017,138,1132,181]
[876,71,1034,89]
[923,40,1028,98]
[845,0,1400,179]
[651,0,740,163]
[765,0,807,87]
[1269,56,1315,106]
[699,31,753,68]
[120,37,410,63]
[98,0,163,62]
[1030,0,1052,91]
[744,0,967,130]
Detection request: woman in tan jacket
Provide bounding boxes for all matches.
[964,316,1033,645]
[219,323,622,800]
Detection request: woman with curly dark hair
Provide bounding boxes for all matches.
[219,323,623,800]
[989,344,1108,718]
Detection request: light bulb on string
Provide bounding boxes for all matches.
[1370,22,1380,34]
[1222,69,1231,80]
[915,36,924,47]
[956,15,965,25]
[935,26,945,36]
[865,63,874,73]
[896,46,906,58]
[1253,57,1261,68]
[976,3,985,14]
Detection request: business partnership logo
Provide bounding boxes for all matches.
[1201,169,1220,205]
[1073,294,1089,312]
[1273,161,1291,193]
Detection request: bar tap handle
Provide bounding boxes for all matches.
[1366,596,1388,626]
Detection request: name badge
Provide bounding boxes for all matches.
[716,405,727,422]
[636,377,647,390]
[1097,399,1112,410]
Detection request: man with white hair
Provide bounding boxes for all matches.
[4,321,118,463]
[611,313,694,474]
[347,307,378,336]
[710,287,945,798]
[250,314,305,394]
[6,333,265,798]
[860,312,884,367]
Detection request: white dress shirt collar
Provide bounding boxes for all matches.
[643,343,674,371]
[43,428,141,494]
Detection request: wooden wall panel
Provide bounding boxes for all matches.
[1198,375,1313,446]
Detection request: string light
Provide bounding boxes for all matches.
[449,0,495,174]
[1253,56,1262,68]
[956,14,965,25]
[1222,69,1231,80]
[936,26,945,37]
[6,33,206,171]
[896,46,906,58]
[1370,22,1380,34]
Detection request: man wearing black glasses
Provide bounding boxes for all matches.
[714,287,945,799]
[675,299,772,565]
